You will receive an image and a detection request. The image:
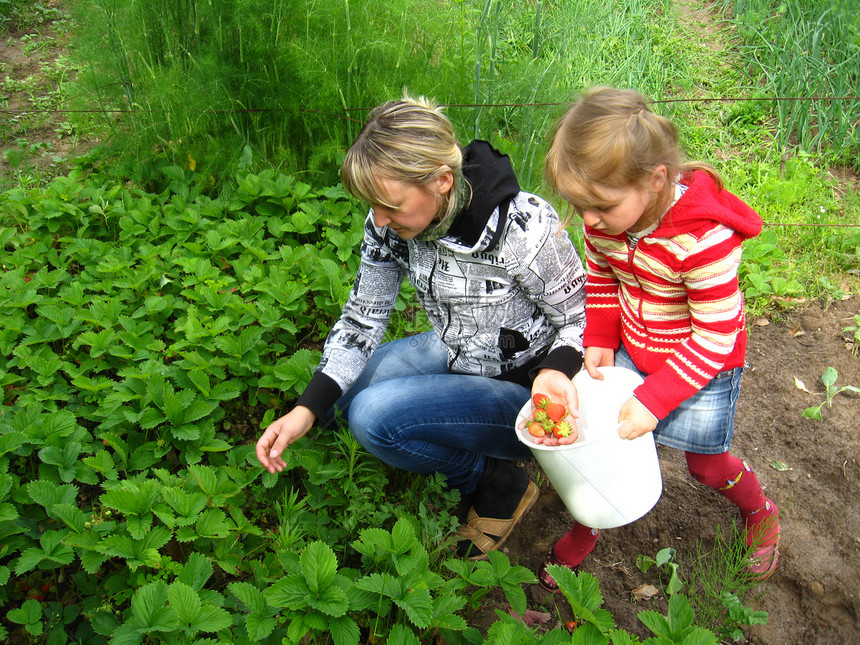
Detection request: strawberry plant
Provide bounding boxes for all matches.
[0,168,733,643]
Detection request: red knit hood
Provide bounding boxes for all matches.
[655,170,762,239]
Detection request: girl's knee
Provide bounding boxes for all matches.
[685,450,741,488]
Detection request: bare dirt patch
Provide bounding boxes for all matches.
[0,6,87,183]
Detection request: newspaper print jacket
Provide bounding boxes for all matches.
[316,191,587,396]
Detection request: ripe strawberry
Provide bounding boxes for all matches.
[553,420,573,438]
[532,393,550,409]
[565,620,579,633]
[545,401,567,422]
[527,421,546,438]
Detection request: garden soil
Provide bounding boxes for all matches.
[485,297,860,645]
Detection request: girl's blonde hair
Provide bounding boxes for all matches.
[545,86,721,214]
[341,95,468,227]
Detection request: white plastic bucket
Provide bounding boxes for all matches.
[516,366,662,529]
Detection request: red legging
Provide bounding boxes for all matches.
[555,450,772,564]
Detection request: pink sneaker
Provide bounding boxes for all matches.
[746,498,780,580]
[537,549,574,593]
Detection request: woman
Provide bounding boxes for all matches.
[256,95,587,558]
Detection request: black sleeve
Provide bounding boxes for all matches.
[294,372,343,423]
[528,345,584,382]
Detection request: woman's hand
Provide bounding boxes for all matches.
[255,405,316,474]
[617,396,658,440]
[529,368,579,445]
[584,346,615,379]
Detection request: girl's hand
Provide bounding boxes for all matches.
[617,396,658,440]
[584,346,615,380]
[255,405,316,474]
[529,368,579,445]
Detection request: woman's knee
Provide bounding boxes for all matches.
[347,390,391,451]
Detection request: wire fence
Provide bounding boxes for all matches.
[3,93,859,228]
[3,93,860,119]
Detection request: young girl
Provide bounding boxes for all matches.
[257,96,588,559]
[537,86,780,590]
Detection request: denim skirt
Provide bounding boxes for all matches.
[614,345,742,455]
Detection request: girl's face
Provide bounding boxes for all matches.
[566,166,667,236]
[371,173,454,239]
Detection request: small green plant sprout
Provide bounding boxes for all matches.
[842,313,860,355]
[685,522,768,641]
[719,591,768,642]
[547,565,719,644]
[799,367,860,420]
[637,547,684,596]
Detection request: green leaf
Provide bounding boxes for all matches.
[51,503,87,533]
[309,584,350,618]
[193,604,232,634]
[230,581,267,615]
[178,552,213,591]
[301,541,338,595]
[665,593,695,633]
[264,576,310,609]
[7,599,43,634]
[14,548,46,575]
[162,487,208,520]
[391,517,418,555]
[195,509,231,538]
[245,613,277,640]
[100,480,160,516]
[396,587,433,629]
[81,450,119,481]
[383,624,417,645]
[28,480,78,509]
[637,609,671,638]
[186,369,211,397]
[801,406,823,420]
[127,514,154,541]
[130,581,178,633]
[0,501,19,522]
[187,464,218,496]
[821,366,838,389]
[168,581,202,626]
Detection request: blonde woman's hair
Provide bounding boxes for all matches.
[341,95,468,227]
[545,86,721,215]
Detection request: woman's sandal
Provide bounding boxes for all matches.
[537,550,576,593]
[455,481,540,561]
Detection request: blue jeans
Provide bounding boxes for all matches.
[326,331,534,493]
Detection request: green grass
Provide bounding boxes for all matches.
[715,0,860,167]
[66,0,694,191]
[5,0,859,313]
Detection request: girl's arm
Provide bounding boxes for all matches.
[633,230,746,420]
[581,231,623,351]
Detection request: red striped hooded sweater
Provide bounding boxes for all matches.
[582,170,762,420]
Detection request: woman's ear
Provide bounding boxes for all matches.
[433,169,455,196]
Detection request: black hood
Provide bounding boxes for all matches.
[446,140,520,246]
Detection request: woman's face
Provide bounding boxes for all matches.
[372,173,453,239]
